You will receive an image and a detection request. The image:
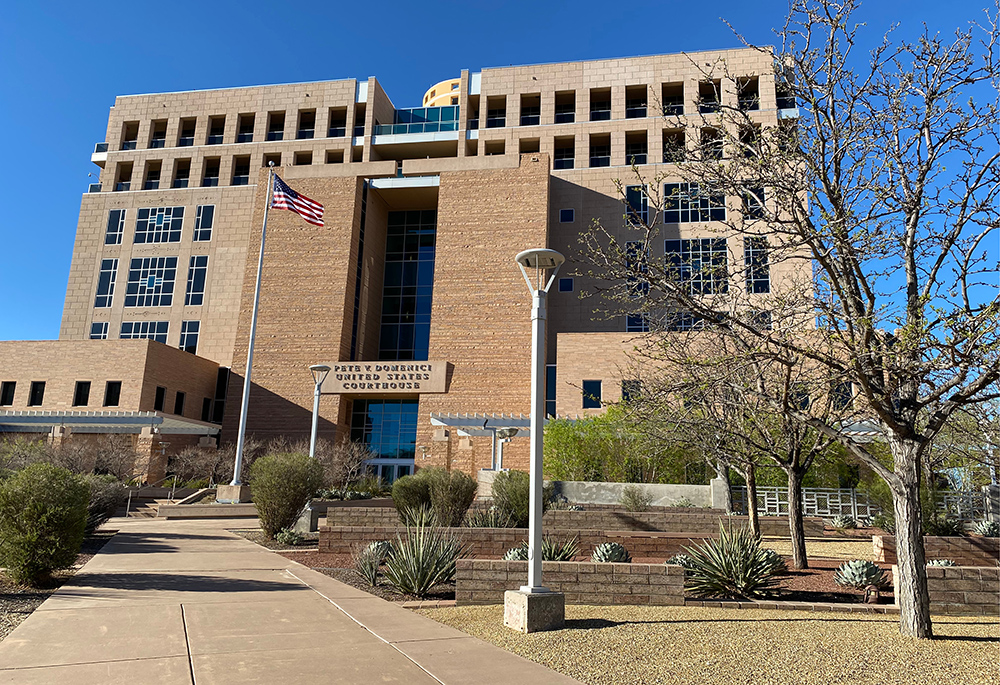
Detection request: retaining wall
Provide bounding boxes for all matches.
[891,564,999,616]
[455,559,686,606]
[874,535,999,567]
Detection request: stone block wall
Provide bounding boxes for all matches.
[874,535,999,567]
[455,559,686,606]
[893,565,1000,616]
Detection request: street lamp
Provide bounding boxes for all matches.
[308,364,331,460]
[495,427,518,470]
[514,248,564,595]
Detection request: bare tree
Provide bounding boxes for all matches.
[580,0,999,638]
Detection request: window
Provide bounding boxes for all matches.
[297,110,316,139]
[237,113,255,143]
[621,379,642,402]
[743,187,765,220]
[28,381,45,407]
[625,86,647,118]
[179,320,200,354]
[178,118,196,147]
[103,381,122,407]
[559,208,575,223]
[202,158,220,187]
[791,384,811,410]
[154,386,166,411]
[663,183,726,223]
[699,80,721,113]
[582,380,602,409]
[172,159,191,188]
[545,364,557,417]
[267,112,285,141]
[701,128,723,160]
[328,108,347,137]
[665,238,729,295]
[776,80,796,110]
[553,137,574,170]
[294,151,312,166]
[626,314,649,332]
[485,96,506,128]
[558,277,574,292]
[665,312,704,331]
[121,121,138,150]
[625,240,649,296]
[94,259,118,308]
[73,381,91,407]
[114,162,132,191]
[185,256,208,306]
[174,391,185,416]
[134,206,183,243]
[590,135,611,167]
[378,210,437,361]
[143,161,161,190]
[737,77,760,111]
[326,150,344,164]
[90,322,109,339]
[0,382,15,406]
[120,321,169,342]
[590,88,611,121]
[663,130,685,163]
[105,209,125,245]
[451,97,458,105]
[739,126,760,159]
[263,152,281,168]
[206,116,225,145]
[520,94,540,126]
[125,257,177,307]
[625,186,648,226]
[831,381,853,412]
[625,133,647,165]
[554,91,575,123]
[745,236,770,293]
[662,82,684,115]
[231,156,250,185]
[201,397,212,422]
[194,205,214,241]
[350,399,419,461]
[149,121,167,149]
[748,309,772,331]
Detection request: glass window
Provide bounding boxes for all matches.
[545,364,557,417]
[28,381,45,406]
[378,210,437,361]
[134,207,184,244]
[179,320,200,354]
[665,238,729,295]
[73,381,91,407]
[185,256,208,306]
[559,208,575,223]
[553,145,574,170]
[105,209,125,245]
[745,236,770,294]
[626,241,649,297]
[194,205,214,241]
[582,380,602,409]
[831,381,853,411]
[626,314,649,332]
[94,259,118,308]
[665,312,705,331]
[154,386,166,411]
[558,277,574,292]
[625,186,648,226]
[589,141,611,167]
[90,322,109,339]
[125,257,177,307]
[174,391,186,416]
[743,187,765,220]
[350,399,419,462]
[621,379,642,402]
[120,321,169,343]
[0,381,15,406]
[103,381,122,407]
[663,183,726,223]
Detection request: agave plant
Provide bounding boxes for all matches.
[591,542,632,563]
[682,523,786,599]
[831,514,857,530]
[501,536,579,562]
[973,520,1000,537]
[927,559,957,567]
[382,522,466,597]
[834,559,889,590]
[502,544,528,561]
[667,554,695,570]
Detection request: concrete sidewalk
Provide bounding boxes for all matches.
[0,518,580,684]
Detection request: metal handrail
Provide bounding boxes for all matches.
[124,475,183,517]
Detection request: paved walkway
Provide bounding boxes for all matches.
[0,518,580,684]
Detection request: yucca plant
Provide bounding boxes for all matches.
[353,540,391,587]
[464,506,516,528]
[834,559,890,589]
[382,522,465,597]
[591,542,632,563]
[501,536,579,561]
[927,559,957,567]
[682,523,786,599]
[973,520,999,537]
[397,503,436,528]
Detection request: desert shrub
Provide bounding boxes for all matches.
[924,516,966,537]
[620,484,653,512]
[464,506,516,528]
[352,473,390,497]
[426,469,478,527]
[490,470,553,528]
[313,440,373,488]
[973,520,999,537]
[667,553,696,570]
[870,512,896,534]
[0,463,90,585]
[249,452,325,538]
[274,528,304,546]
[591,542,632,563]
[383,522,465,597]
[82,474,128,535]
[502,536,579,562]
[834,559,890,589]
[682,524,786,599]
[392,472,432,521]
[673,497,696,508]
[831,514,857,529]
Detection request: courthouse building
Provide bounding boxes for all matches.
[0,49,801,481]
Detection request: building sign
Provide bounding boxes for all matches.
[330,361,448,393]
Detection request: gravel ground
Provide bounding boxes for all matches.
[418,604,999,685]
[231,528,319,551]
[764,538,875,561]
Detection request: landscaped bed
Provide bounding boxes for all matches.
[0,531,115,642]
[416,604,998,685]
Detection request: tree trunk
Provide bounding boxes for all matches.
[786,467,808,569]
[714,459,733,513]
[890,438,933,638]
[746,462,760,538]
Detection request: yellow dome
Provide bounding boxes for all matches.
[422,78,462,107]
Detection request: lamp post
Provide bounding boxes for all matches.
[308,364,331,460]
[513,248,564,595]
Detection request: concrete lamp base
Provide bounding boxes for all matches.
[504,589,565,633]
[216,484,251,504]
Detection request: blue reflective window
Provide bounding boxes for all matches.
[379,210,436,360]
[350,399,419,461]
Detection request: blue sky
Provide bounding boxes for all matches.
[0,0,989,341]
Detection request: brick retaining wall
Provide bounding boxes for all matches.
[891,565,999,616]
[455,559,686,606]
[318,525,713,559]
[874,535,999,567]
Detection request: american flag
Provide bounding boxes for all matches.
[271,175,324,227]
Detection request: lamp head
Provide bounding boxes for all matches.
[310,364,332,385]
[515,248,565,294]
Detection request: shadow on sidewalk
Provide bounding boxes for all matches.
[61,572,307,594]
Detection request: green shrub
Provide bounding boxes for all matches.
[924,516,965,537]
[870,512,895,534]
[352,474,391,497]
[82,474,128,535]
[682,523,786,599]
[591,542,632,563]
[490,470,552,528]
[620,484,653,512]
[274,528,304,546]
[426,469,478,527]
[0,463,90,585]
[398,503,436,527]
[834,559,889,589]
[464,506,516,528]
[249,452,325,538]
[502,536,579,562]
[391,473,432,522]
[383,522,465,597]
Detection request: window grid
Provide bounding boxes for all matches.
[350,399,419,461]
[745,236,770,294]
[185,256,208,306]
[545,365,557,417]
[179,320,200,354]
[743,187,765,220]
[134,207,184,244]
[90,322,109,339]
[625,241,649,297]
[378,210,436,361]
[125,257,177,307]
[665,238,729,295]
[665,312,705,331]
[194,205,214,241]
[664,183,726,223]
[120,321,169,343]
[94,259,118,308]
[625,186,648,226]
[626,314,649,332]
[105,209,125,245]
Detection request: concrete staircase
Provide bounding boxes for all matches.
[117,498,174,519]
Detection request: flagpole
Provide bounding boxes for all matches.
[231,165,274,486]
